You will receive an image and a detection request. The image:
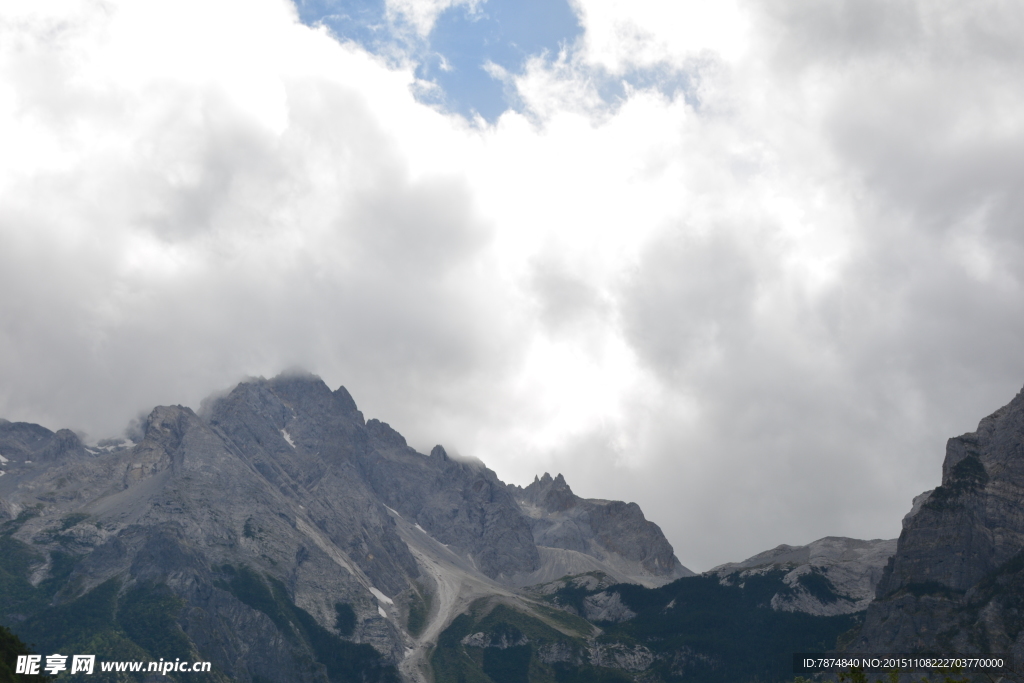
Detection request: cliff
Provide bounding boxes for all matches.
[853,385,1024,657]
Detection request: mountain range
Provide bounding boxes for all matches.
[4,373,1024,682]
[0,373,691,682]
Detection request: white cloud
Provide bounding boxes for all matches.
[2,0,1024,571]
[385,0,482,37]
[570,0,750,71]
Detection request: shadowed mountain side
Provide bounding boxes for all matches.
[853,384,1024,656]
[878,387,1024,596]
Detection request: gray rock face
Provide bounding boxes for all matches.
[0,371,689,682]
[460,629,528,649]
[0,419,88,463]
[588,642,655,672]
[199,374,539,583]
[582,590,638,623]
[536,641,583,665]
[508,472,692,586]
[877,389,1024,597]
[854,385,1024,655]
[353,440,540,580]
[709,536,897,616]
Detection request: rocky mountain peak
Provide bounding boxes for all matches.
[508,471,692,587]
[875,385,1024,597]
[367,419,408,449]
[854,383,1024,654]
[332,385,361,417]
[521,471,577,512]
[143,405,194,446]
[121,404,198,485]
[0,419,87,463]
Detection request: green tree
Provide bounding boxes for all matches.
[0,624,46,683]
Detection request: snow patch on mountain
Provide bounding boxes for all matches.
[369,586,394,605]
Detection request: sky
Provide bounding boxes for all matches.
[2,0,1024,572]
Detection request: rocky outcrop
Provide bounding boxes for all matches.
[582,590,638,623]
[461,628,529,649]
[508,472,692,586]
[878,388,1024,597]
[0,419,88,464]
[853,384,1024,656]
[709,536,897,616]
[589,642,655,672]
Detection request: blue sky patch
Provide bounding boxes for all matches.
[293,0,391,53]
[293,0,582,121]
